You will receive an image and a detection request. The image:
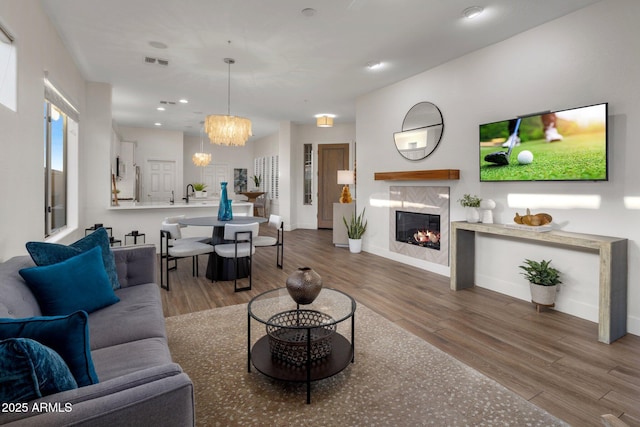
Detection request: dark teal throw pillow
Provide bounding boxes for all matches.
[26,227,120,290]
[19,246,120,316]
[0,338,78,403]
[0,311,98,387]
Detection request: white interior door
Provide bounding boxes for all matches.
[203,163,229,196]
[146,160,176,202]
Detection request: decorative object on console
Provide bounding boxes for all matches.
[337,170,354,203]
[285,267,323,305]
[205,58,252,146]
[479,199,496,224]
[519,258,561,312]
[514,208,552,226]
[343,208,368,253]
[458,194,481,223]
[217,182,233,221]
[393,101,444,161]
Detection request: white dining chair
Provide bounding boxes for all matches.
[213,222,259,292]
[159,220,214,291]
[253,214,283,269]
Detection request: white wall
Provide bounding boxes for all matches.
[118,126,184,202]
[82,82,113,239]
[0,0,86,259]
[290,122,356,229]
[356,0,640,335]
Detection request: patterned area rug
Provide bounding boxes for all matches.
[165,302,567,426]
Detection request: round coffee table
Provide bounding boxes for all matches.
[247,287,356,403]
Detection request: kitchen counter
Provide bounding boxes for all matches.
[108,199,253,211]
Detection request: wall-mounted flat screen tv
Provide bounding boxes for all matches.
[479,103,608,182]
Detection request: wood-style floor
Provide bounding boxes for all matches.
[160,226,640,427]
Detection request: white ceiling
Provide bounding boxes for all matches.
[40,0,600,140]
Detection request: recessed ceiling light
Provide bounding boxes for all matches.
[463,6,484,19]
[149,41,168,49]
[179,99,188,104]
[366,61,383,70]
[157,107,165,111]
[301,8,316,17]
[154,122,162,126]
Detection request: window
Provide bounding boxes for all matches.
[44,78,79,238]
[254,155,279,201]
[44,101,67,236]
[0,21,17,111]
[303,144,312,205]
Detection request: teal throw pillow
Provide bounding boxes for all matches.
[26,227,120,290]
[0,311,98,386]
[0,338,78,403]
[19,246,120,316]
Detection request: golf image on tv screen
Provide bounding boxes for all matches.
[479,103,608,182]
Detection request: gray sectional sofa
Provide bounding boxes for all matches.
[0,244,194,426]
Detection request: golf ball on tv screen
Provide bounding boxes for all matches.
[517,150,534,164]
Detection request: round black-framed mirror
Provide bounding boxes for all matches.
[393,102,444,161]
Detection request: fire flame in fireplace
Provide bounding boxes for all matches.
[413,229,440,245]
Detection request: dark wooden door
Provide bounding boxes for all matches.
[317,143,349,229]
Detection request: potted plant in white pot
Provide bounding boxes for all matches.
[458,193,482,223]
[193,183,208,198]
[519,258,562,311]
[343,208,367,253]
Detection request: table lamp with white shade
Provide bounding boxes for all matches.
[337,170,354,203]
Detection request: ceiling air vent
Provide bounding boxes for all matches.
[144,56,169,66]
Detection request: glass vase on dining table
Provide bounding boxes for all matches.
[218,182,233,221]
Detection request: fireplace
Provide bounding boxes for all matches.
[389,186,450,266]
[395,211,440,250]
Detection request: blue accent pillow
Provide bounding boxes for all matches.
[0,338,78,403]
[19,246,120,316]
[26,227,120,290]
[0,311,98,387]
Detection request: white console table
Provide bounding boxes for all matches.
[450,221,628,344]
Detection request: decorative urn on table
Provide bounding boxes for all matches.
[286,267,323,305]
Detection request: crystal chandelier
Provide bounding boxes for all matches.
[205,58,252,146]
[192,122,212,166]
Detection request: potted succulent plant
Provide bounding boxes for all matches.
[193,183,207,198]
[458,193,482,223]
[343,208,368,253]
[519,258,562,309]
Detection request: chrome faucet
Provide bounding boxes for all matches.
[184,184,194,203]
[170,190,175,205]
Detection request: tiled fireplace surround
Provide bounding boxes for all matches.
[389,186,450,266]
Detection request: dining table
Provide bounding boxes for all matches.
[179,216,268,281]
